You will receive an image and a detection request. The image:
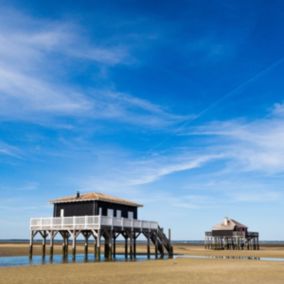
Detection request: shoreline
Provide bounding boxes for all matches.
[1,243,284,258]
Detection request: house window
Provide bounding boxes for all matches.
[107,209,114,217]
[116,210,121,218]
[128,211,134,219]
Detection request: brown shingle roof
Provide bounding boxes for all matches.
[49,192,143,207]
[212,217,248,231]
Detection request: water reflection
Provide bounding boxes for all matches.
[175,254,284,262]
[1,253,284,267]
[0,254,160,267]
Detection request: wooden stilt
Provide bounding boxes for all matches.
[154,233,158,259]
[125,236,128,259]
[96,230,101,261]
[104,232,109,260]
[65,234,69,257]
[94,236,97,259]
[83,232,89,260]
[133,236,136,258]
[72,230,77,261]
[113,233,116,258]
[160,243,164,258]
[84,237,88,257]
[129,231,133,260]
[49,231,54,260]
[61,232,66,258]
[42,232,47,257]
[108,229,113,260]
[29,230,34,258]
[147,233,150,259]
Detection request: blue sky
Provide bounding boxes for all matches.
[1,0,284,240]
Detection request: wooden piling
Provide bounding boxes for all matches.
[49,232,54,259]
[155,233,158,259]
[84,237,88,256]
[62,233,67,258]
[83,232,89,260]
[66,234,69,256]
[129,231,133,260]
[133,236,136,258]
[96,230,101,261]
[72,231,77,261]
[147,234,150,259]
[104,235,109,259]
[42,233,46,257]
[94,237,97,259]
[124,236,128,259]
[108,230,113,260]
[29,231,34,258]
[113,234,116,258]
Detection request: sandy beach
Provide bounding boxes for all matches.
[1,243,284,284]
[0,257,284,284]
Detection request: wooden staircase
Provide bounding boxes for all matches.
[150,226,173,257]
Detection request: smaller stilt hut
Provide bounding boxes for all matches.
[205,217,259,250]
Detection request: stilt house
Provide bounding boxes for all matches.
[205,217,259,250]
[29,192,173,260]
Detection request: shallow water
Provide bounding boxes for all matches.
[0,254,160,267]
[175,254,284,262]
[1,253,284,267]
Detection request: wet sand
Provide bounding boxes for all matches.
[0,257,284,284]
[1,243,284,284]
[175,243,284,258]
[1,243,284,258]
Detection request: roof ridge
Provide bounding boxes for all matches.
[212,217,248,231]
[49,191,143,207]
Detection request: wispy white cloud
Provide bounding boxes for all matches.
[0,9,182,128]
[88,90,188,127]
[0,67,92,117]
[0,64,182,127]
[169,189,282,208]
[0,141,22,158]
[123,154,220,186]
[80,151,221,191]
[119,181,283,211]
[134,179,284,210]
[0,10,131,67]
[186,104,284,174]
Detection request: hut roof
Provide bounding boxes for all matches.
[49,192,143,207]
[212,217,248,231]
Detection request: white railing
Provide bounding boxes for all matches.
[30,215,158,231]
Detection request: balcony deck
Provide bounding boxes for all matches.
[205,231,259,237]
[30,215,159,231]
